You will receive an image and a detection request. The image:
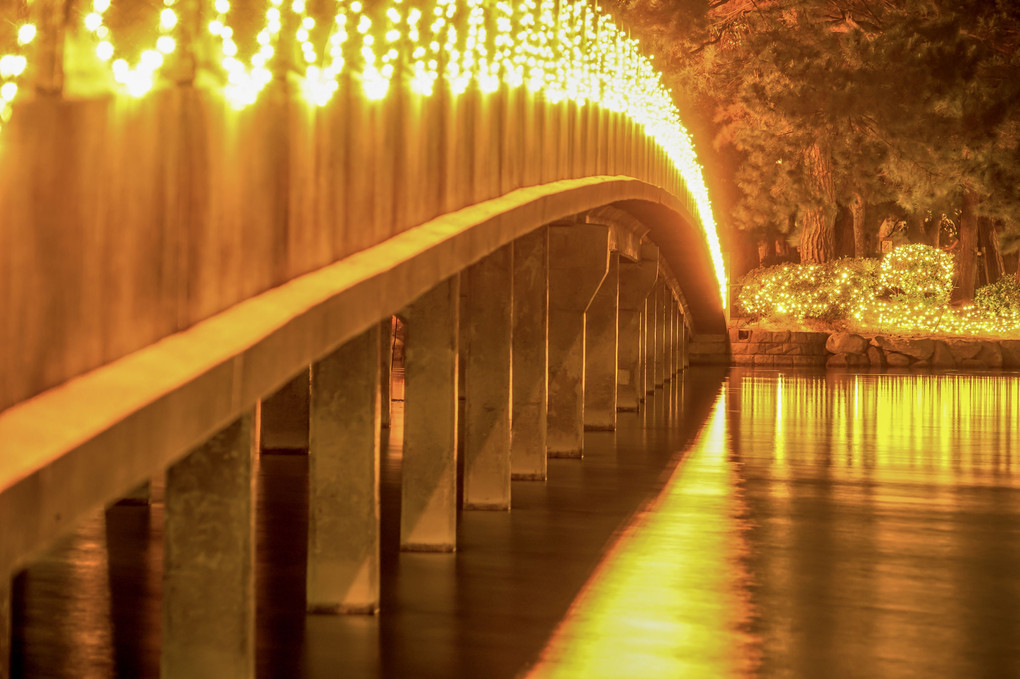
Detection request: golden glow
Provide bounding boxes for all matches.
[529,390,756,678]
[80,0,179,97]
[1,0,728,306]
[1,10,35,129]
[739,245,1020,337]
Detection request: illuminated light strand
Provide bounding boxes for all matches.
[84,0,178,97]
[738,247,1020,338]
[0,14,36,130]
[209,0,282,107]
[0,0,730,303]
[294,0,350,105]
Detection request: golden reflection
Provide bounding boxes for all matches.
[530,371,1020,679]
[529,389,758,678]
[735,371,1020,483]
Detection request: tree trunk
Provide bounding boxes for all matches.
[979,218,1005,284]
[954,189,980,302]
[799,143,836,263]
[906,211,928,244]
[849,194,867,258]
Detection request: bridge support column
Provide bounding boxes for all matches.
[643,284,657,396]
[260,369,310,452]
[307,325,381,614]
[162,411,256,679]
[617,246,658,411]
[463,245,513,510]
[664,296,675,382]
[511,227,549,481]
[401,276,460,551]
[380,318,392,429]
[547,224,609,458]
[677,301,685,373]
[2,577,9,679]
[584,252,619,430]
[654,282,666,389]
[681,315,690,369]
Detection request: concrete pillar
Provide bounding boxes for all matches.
[617,246,658,411]
[547,223,609,457]
[511,227,548,480]
[307,325,381,614]
[162,412,256,679]
[584,252,619,430]
[653,282,666,388]
[463,244,513,510]
[664,296,674,382]
[260,369,310,452]
[401,275,460,551]
[380,318,392,429]
[2,577,9,679]
[637,309,646,402]
[643,289,656,395]
[681,315,690,369]
[672,303,682,376]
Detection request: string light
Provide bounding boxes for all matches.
[0,0,731,306]
[738,246,1020,338]
[0,1,35,132]
[83,0,179,97]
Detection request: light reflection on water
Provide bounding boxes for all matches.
[530,369,1020,679]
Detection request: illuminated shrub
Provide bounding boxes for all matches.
[737,259,879,321]
[878,244,954,307]
[975,276,1020,315]
[736,245,1019,337]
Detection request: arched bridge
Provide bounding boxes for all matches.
[0,0,727,673]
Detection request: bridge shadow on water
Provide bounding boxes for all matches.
[11,368,727,679]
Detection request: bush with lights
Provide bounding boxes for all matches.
[737,244,1020,337]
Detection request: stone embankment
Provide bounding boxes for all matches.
[689,327,1020,370]
[824,331,1020,370]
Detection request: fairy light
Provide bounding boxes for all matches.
[0,0,732,306]
[738,246,1020,338]
[0,0,35,131]
[210,0,282,107]
[82,0,179,97]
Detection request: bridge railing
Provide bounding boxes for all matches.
[0,0,724,415]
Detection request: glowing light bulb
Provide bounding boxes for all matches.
[96,40,114,60]
[160,8,177,29]
[157,36,176,54]
[17,24,36,45]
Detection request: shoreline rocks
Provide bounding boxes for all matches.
[725,326,1020,371]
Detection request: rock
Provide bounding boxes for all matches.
[886,352,912,367]
[976,342,1003,369]
[1002,340,1020,369]
[947,340,982,362]
[867,346,886,367]
[771,330,791,343]
[961,358,987,370]
[874,336,936,360]
[827,354,849,368]
[750,330,773,343]
[930,342,956,369]
[912,359,931,369]
[826,331,869,355]
[827,353,868,368]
